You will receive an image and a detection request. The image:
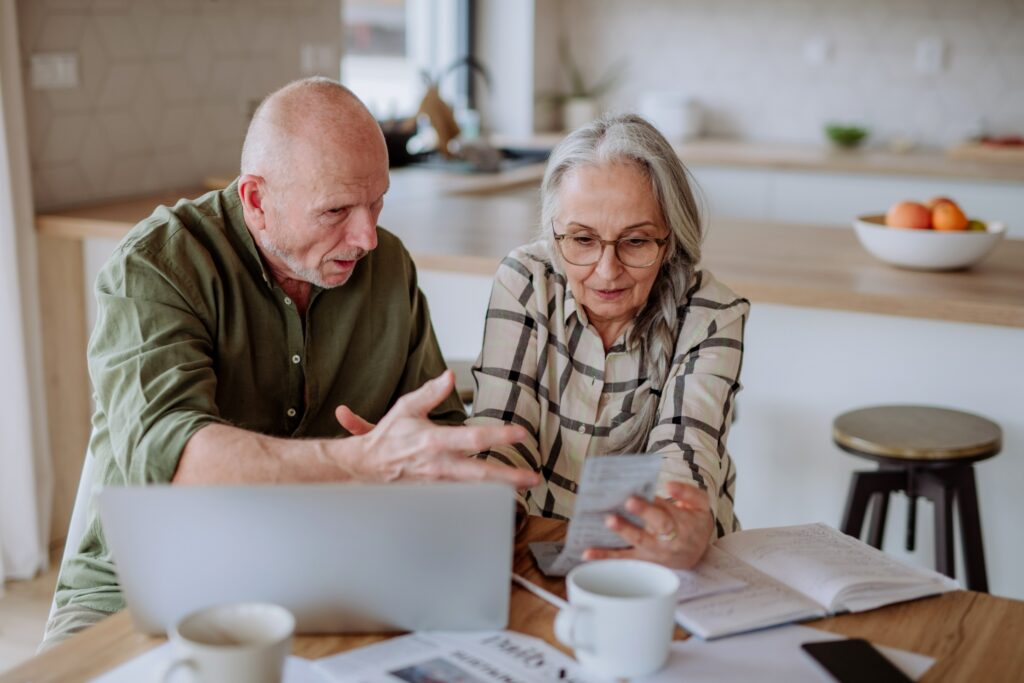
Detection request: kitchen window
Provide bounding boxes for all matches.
[342,0,472,120]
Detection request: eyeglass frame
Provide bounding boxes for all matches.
[551,221,670,268]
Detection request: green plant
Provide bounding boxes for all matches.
[824,123,869,148]
[537,37,627,107]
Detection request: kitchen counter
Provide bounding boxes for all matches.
[192,136,1024,201]
[673,138,1024,183]
[36,179,1024,329]
[443,135,1024,183]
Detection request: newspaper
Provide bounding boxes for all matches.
[90,642,330,682]
[528,454,662,576]
[312,631,590,683]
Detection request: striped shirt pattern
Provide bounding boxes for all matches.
[468,243,750,538]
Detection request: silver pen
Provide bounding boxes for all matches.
[512,572,569,610]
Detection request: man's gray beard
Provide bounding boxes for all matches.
[257,232,338,289]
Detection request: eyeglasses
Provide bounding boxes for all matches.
[552,222,669,268]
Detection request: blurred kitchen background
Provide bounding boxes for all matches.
[16,0,1024,210]
[1,0,1022,672]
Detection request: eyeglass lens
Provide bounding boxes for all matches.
[559,235,661,267]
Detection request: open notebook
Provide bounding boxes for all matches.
[676,523,959,639]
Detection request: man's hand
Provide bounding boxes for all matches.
[335,404,374,435]
[582,481,714,569]
[332,371,540,490]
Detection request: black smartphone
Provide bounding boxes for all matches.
[801,638,914,683]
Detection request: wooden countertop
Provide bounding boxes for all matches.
[482,135,1024,183]
[674,139,1024,183]
[35,181,1024,329]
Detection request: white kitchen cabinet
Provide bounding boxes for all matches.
[688,166,773,222]
[690,164,1024,236]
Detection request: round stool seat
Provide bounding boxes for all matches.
[833,405,1002,462]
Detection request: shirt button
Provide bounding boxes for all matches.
[286,408,296,417]
[291,354,301,364]
[284,296,292,305]
[577,425,586,434]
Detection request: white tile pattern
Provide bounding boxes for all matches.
[18,0,342,209]
[553,0,1024,149]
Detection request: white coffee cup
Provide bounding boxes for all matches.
[555,559,679,678]
[160,602,295,683]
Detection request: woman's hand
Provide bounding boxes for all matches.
[583,481,714,569]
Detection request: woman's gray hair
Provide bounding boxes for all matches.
[539,113,704,454]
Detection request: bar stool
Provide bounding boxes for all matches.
[833,405,1001,592]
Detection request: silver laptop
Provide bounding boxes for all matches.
[99,482,514,635]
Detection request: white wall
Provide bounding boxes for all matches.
[0,0,51,582]
[420,270,492,361]
[541,0,1024,148]
[473,0,535,138]
[18,0,343,210]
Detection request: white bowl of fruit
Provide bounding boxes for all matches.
[853,197,1006,271]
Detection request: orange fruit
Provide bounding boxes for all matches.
[932,203,968,231]
[885,201,932,229]
[926,196,958,211]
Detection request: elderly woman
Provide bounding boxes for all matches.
[467,114,749,569]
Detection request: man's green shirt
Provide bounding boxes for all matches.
[57,181,465,613]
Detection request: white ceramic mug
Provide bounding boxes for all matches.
[555,559,679,678]
[160,602,295,683]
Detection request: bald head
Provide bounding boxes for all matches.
[240,77,387,184]
[236,78,390,291]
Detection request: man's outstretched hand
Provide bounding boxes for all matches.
[333,371,539,490]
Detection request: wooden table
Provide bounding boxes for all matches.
[4,518,1024,682]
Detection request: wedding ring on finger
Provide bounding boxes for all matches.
[656,528,678,543]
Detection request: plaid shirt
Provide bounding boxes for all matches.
[468,243,750,537]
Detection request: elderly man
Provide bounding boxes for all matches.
[42,77,537,649]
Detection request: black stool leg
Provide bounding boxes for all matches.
[921,472,956,580]
[841,472,876,539]
[905,467,918,552]
[841,470,906,542]
[955,466,989,592]
[906,494,918,551]
[867,492,889,549]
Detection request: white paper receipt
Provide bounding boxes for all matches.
[529,453,662,577]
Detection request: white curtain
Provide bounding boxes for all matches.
[0,0,52,586]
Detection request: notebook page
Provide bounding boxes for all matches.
[674,545,825,639]
[675,557,747,603]
[716,523,957,612]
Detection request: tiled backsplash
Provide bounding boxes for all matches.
[551,0,1024,149]
[18,0,341,210]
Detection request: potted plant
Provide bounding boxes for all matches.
[538,37,626,131]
